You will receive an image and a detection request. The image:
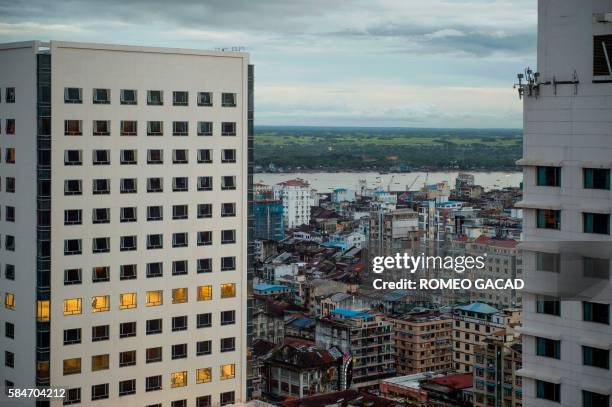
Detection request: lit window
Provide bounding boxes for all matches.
[64,120,82,136]
[119,293,137,310]
[196,368,212,384]
[37,300,50,321]
[220,283,236,298]
[91,296,110,313]
[220,364,235,380]
[5,293,15,310]
[536,209,561,230]
[91,354,109,371]
[63,358,81,375]
[63,298,82,315]
[198,285,212,301]
[171,371,187,388]
[172,288,188,304]
[146,291,163,307]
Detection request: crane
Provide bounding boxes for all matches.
[406,175,420,191]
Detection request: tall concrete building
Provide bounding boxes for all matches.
[273,179,314,230]
[516,1,612,406]
[0,41,253,406]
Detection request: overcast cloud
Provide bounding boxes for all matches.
[0,0,536,127]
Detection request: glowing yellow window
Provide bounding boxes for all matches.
[196,367,212,384]
[63,298,82,315]
[197,285,212,301]
[37,300,50,321]
[91,354,109,371]
[63,358,81,375]
[146,290,163,307]
[36,361,49,380]
[5,293,15,310]
[220,363,235,380]
[220,283,236,298]
[172,288,188,304]
[91,295,110,312]
[119,292,136,310]
[171,371,187,388]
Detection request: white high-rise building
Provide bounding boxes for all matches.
[0,40,253,407]
[273,179,314,229]
[517,2,612,406]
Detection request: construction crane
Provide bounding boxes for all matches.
[406,175,420,191]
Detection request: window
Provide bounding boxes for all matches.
[583,346,609,369]
[92,325,109,341]
[120,89,137,105]
[222,92,236,107]
[173,149,188,164]
[147,90,163,105]
[120,120,137,136]
[221,257,236,271]
[4,147,15,164]
[120,178,137,193]
[147,234,163,249]
[198,203,212,218]
[64,388,81,405]
[173,121,188,136]
[220,364,235,380]
[92,237,110,253]
[91,295,110,313]
[221,176,236,190]
[92,266,110,282]
[146,375,162,392]
[220,337,235,352]
[119,322,136,338]
[173,233,188,248]
[536,166,561,187]
[173,91,188,106]
[536,209,560,230]
[6,177,15,193]
[119,292,137,309]
[583,390,609,407]
[64,239,82,255]
[63,358,81,375]
[146,178,164,194]
[197,340,212,355]
[222,149,236,163]
[92,208,110,224]
[119,379,136,396]
[172,260,188,275]
[222,203,236,217]
[93,149,110,165]
[594,35,612,77]
[146,347,162,363]
[536,380,560,402]
[583,212,610,235]
[221,122,236,136]
[221,391,235,406]
[147,206,163,221]
[93,120,110,136]
[198,91,212,106]
[64,87,82,104]
[196,368,212,384]
[147,262,163,278]
[198,231,212,246]
[146,291,163,307]
[93,88,110,104]
[64,120,82,136]
[198,258,212,274]
[172,316,188,332]
[221,310,235,325]
[173,204,188,219]
[5,351,14,368]
[198,285,212,301]
[197,396,212,407]
[93,178,110,194]
[91,383,109,401]
[147,149,163,164]
[120,207,137,223]
[197,313,212,329]
[221,229,236,244]
[583,301,610,324]
[171,371,187,388]
[220,283,236,298]
[5,206,15,222]
[5,87,15,103]
[197,121,213,136]
[119,350,136,367]
[172,288,188,304]
[63,328,81,345]
[172,344,187,359]
[146,318,163,335]
[120,264,137,280]
[536,337,561,359]
[147,121,163,136]
[5,235,15,251]
[120,235,137,251]
[198,149,212,163]
[5,265,15,281]
[120,149,137,164]
[584,168,610,190]
[63,150,80,166]
[198,176,213,191]
[173,177,189,192]
[91,354,109,371]
[64,209,82,225]
[535,252,559,273]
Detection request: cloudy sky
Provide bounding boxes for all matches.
[0,0,536,128]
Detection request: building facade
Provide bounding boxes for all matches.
[254,199,285,241]
[0,40,251,406]
[273,179,314,229]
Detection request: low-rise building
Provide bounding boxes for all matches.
[380,372,446,405]
[419,373,474,407]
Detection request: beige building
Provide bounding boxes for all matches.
[0,40,252,407]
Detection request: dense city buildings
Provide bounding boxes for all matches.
[0,40,252,406]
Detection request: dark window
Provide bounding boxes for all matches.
[197,92,212,106]
[6,119,15,135]
[197,258,212,274]
[197,231,212,246]
[120,235,137,251]
[147,121,163,136]
[64,268,82,285]
[147,177,164,193]
[119,350,136,367]
[120,149,137,165]
[5,87,15,103]
[92,208,110,224]
[64,120,82,136]
[64,179,82,195]
[4,235,15,251]
[198,176,213,191]
[196,395,212,407]
[147,90,163,105]
[536,209,561,230]
[120,264,137,280]
[220,337,235,352]
[93,149,110,164]
[197,313,212,328]
[5,206,15,222]
[146,347,162,363]
[197,203,212,218]
[120,207,137,223]
[583,212,610,235]
[64,150,82,165]
[196,340,212,355]
[172,233,188,248]
[120,178,137,193]
[4,264,14,280]
[173,177,188,192]
[147,206,163,221]
[583,301,609,324]
[119,322,136,338]
[198,149,212,163]
[93,120,110,136]
[147,262,163,278]
[221,122,236,136]
[583,390,609,407]
[222,149,236,163]
[172,260,188,275]
[92,266,110,283]
[172,316,188,332]
[172,343,187,359]
[221,256,236,271]
[220,391,235,406]
[221,229,236,244]
[173,205,188,219]
[222,92,236,107]
[92,237,110,253]
[173,121,188,136]
[583,256,610,279]
[120,120,137,136]
[172,400,187,407]
[147,234,163,249]
[91,383,109,401]
[63,328,81,345]
[583,346,609,369]
[536,337,561,359]
[64,239,81,255]
[63,387,81,405]
[197,121,213,136]
[5,322,14,339]
[119,379,136,396]
[93,178,110,195]
[64,209,82,225]
[64,87,82,104]
[146,319,162,335]
[147,149,163,164]
[120,89,137,105]
[93,88,110,104]
[222,203,236,217]
[537,166,561,187]
[173,150,188,164]
[146,375,162,392]
[92,325,109,342]
[221,176,236,190]
[536,380,560,402]
[173,91,188,106]
[535,252,560,273]
[593,35,612,77]
[584,168,610,190]
[221,310,235,326]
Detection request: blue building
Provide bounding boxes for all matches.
[254,200,285,241]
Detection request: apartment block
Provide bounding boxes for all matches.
[273,179,314,229]
[384,311,453,375]
[0,40,252,407]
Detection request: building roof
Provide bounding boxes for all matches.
[252,339,277,357]
[427,373,473,390]
[455,302,499,314]
[254,283,289,293]
[277,179,310,187]
[331,308,371,319]
[281,390,397,407]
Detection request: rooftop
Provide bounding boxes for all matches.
[455,302,499,315]
[426,373,473,390]
[331,308,372,319]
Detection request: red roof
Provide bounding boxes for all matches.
[278,179,309,187]
[429,373,473,390]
